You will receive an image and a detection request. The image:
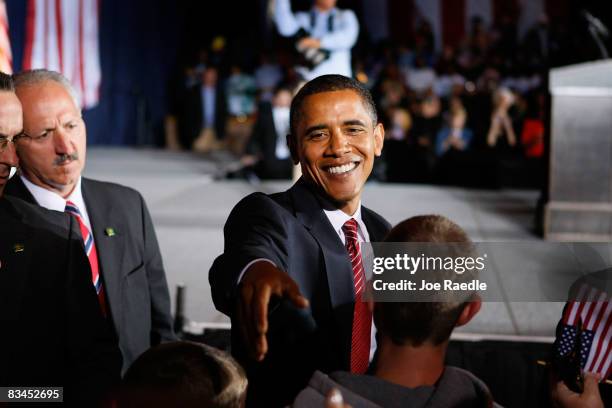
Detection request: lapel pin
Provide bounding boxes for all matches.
[13,243,25,253]
[105,228,116,237]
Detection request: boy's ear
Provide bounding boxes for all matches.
[455,296,482,327]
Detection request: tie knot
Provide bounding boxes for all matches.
[64,200,82,217]
[342,218,359,244]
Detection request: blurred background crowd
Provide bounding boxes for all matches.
[156,0,609,189]
[6,0,609,190]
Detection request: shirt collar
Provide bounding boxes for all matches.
[323,203,369,242]
[21,175,86,214]
[313,7,336,17]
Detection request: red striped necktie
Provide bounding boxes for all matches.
[65,200,106,316]
[342,218,371,374]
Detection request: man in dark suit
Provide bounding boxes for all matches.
[242,85,294,179]
[209,75,389,406]
[0,71,121,405]
[6,69,175,372]
[178,66,228,152]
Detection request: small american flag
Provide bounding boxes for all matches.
[555,283,612,381]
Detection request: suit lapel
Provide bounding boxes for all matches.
[290,179,356,307]
[289,180,356,365]
[362,207,389,241]
[0,201,32,322]
[81,179,125,327]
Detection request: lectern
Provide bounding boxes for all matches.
[545,60,612,241]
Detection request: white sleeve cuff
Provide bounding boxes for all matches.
[237,258,278,284]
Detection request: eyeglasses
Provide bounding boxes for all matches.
[0,133,27,152]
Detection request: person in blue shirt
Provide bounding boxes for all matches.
[435,107,473,157]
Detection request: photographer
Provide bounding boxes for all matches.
[273,0,359,80]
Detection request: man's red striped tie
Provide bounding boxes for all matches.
[342,218,371,374]
[65,200,106,316]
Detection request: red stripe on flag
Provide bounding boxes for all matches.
[590,319,612,373]
[582,288,600,329]
[43,1,49,68]
[564,285,589,325]
[78,0,86,107]
[55,0,63,72]
[585,303,612,373]
[96,0,102,103]
[23,0,36,70]
[562,301,576,325]
[574,300,588,327]
[441,0,465,49]
[584,292,605,330]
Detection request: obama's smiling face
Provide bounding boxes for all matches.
[290,89,384,215]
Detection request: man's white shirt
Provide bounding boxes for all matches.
[21,175,94,234]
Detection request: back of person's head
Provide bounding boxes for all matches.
[375,215,479,347]
[119,341,247,408]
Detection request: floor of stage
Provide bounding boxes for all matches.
[85,147,563,340]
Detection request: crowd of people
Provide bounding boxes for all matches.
[165,2,554,189]
[0,68,607,407]
[1,0,609,406]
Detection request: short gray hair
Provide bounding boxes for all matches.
[13,69,80,110]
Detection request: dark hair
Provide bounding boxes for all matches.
[0,71,14,92]
[384,215,470,243]
[13,69,81,109]
[289,74,377,138]
[375,215,472,346]
[120,341,247,408]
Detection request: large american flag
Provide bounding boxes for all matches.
[555,283,612,380]
[22,0,101,109]
[0,0,11,73]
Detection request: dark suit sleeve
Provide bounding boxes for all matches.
[209,193,290,316]
[64,215,122,404]
[138,193,176,344]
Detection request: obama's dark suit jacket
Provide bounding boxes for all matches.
[210,178,391,406]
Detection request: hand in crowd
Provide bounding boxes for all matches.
[551,373,604,408]
[448,134,466,150]
[238,261,309,361]
[298,37,322,50]
[325,388,352,408]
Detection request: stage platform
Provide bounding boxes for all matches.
[85,147,564,341]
